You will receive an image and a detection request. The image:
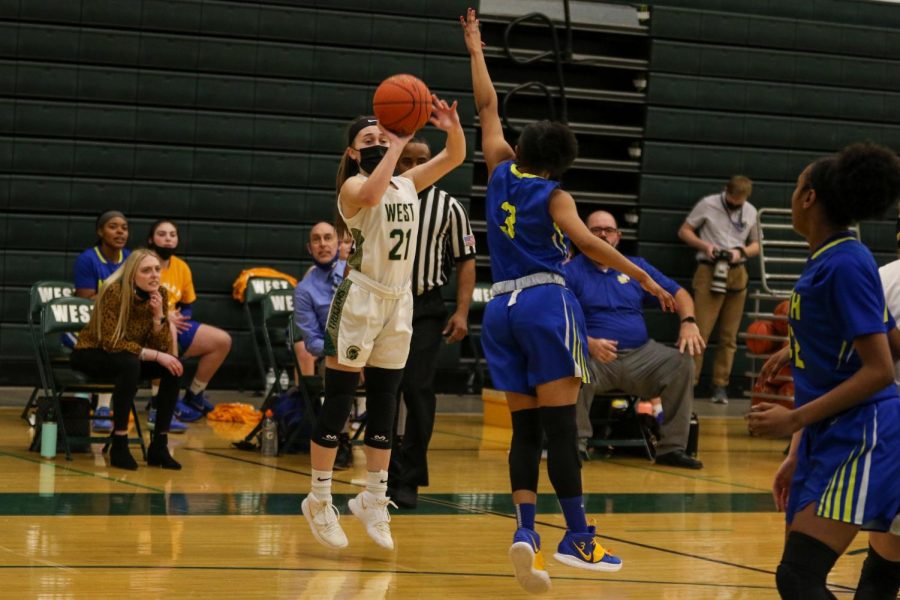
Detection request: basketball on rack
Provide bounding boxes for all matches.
[746,320,776,355]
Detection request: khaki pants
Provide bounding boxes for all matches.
[692,263,748,388]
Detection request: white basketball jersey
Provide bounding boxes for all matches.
[338,174,420,289]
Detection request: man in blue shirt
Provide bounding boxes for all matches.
[293,221,350,466]
[294,222,346,366]
[564,211,706,469]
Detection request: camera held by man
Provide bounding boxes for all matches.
[710,249,735,294]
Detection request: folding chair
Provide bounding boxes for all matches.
[243,276,295,392]
[24,280,75,423]
[587,393,655,461]
[35,297,146,461]
[464,283,494,392]
[280,313,323,454]
[234,287,298,450]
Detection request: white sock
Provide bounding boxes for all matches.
[189,378,208,396]
[97,393,111,410]
[652,404,663,417]
[311,469,333,503]
[365,470,388,499]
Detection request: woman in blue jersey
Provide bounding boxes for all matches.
[72,210,131,433]
[462,9,675,594]
[74,210,130,299]
[751,143,900,600]
[302,103,465,553]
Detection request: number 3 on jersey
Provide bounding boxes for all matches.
[389,228,411,261]
[500,201,516,239]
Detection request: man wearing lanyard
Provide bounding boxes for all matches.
[566,211,706,469]
[388,137,477,508]
[293,222,351,467]
[678,176,760,404]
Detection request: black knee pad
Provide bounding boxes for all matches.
[312,368,358,448]
[362,367,403,449]
[776,532,839,600]
[856,544,900,600]
[509,408,542,492]
[540,404,582,499]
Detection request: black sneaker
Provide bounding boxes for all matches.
[655,450,703,470]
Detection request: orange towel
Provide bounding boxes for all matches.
[207,403,263,424]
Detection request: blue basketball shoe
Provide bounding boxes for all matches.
[554,526,622,572]
[509,527,551,594]
[183,390,214,415]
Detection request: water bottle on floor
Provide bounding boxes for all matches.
[40,408,58,459]
[261,410,278,457]
[264,368,276,396]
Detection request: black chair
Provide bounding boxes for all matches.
[23,280,76,423]
[35,297,146,461]
[242,276,295,392]
[587,393,656,461]
[281,314,323,454]
[463,283,493,392]
[235,287,308,451]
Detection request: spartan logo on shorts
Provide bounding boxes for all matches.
[346,345,361,361]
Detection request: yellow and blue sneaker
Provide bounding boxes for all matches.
[509,527,552,594]
[553,526,622,572]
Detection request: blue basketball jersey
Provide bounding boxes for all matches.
[788,233,898,408]
[485,161,568,282]
[73,246,130,292]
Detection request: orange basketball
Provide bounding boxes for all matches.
[778,381,795,400]
[373,74,433,136]
[746,320,776,355]
[772,300,790,336]
[750,380,780,406]
[774,364,792,384]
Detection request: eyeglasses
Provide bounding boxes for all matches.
[589,227,619,236]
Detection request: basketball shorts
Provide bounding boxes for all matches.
[786,397,900,532]
[323,270,413,370]
[481,284,591,396]
[177,319,201,353]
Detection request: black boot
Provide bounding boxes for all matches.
[147,434,182,470]
[109,434,138,471]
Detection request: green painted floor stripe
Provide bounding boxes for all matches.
[0,491,775,516]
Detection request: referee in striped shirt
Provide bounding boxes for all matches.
[389,137,477,508]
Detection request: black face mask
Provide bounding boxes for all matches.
[134,287,151,301]
[357,145,388,174]
[151,245,176,260]
[313,253,338,271]
[724,200,743,211]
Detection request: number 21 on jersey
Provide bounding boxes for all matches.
[389,228,411,261]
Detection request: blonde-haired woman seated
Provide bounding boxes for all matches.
[71,248,184,471]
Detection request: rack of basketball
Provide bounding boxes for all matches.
[739,293,794,425]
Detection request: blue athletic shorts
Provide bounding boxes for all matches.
[481,284,590,396]
[786,397,900,532]
[177,319,201,353]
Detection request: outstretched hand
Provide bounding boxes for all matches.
[459,7,485,54]
[429,94,460,132]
